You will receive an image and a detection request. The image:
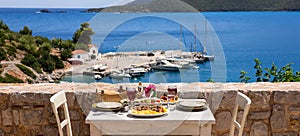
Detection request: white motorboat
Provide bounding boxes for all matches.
[94,74,102,80]
[151,59,182,71]
[128,67,146,77]
[92,64,108,72]
[109,70,131,78]
[180,62,199,69]
[203,55,215,61]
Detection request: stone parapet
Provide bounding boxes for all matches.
[0,82,300,135]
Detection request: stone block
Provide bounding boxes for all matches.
[43,126,58,136]
[270,105,288,130]
[0,93,8,110]
[289,106,300,112]
[2,108,12,126]
[70,110,80,120]
[218,91,236,110]
[20,109,44,126]
[10,92,51,106]
[71,121,81,136]
[0,128,4,136]
[215,111,232,132]
[237,111,250,128]
[250,122,268,136]
[249,91,271,111]
[272,131,297,136]
[274,91,300,104]
[249,111,271,120]
[66,92,75,108]
[12,110,19,125]
[30,126,42,135]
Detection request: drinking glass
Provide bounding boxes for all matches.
[127,87,137,109]
[167,85,177,110]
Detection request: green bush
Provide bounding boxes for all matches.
[0,47,7,61]
[19,26,32,35]
[0,73,24,83]
[21,54,42,73]
[51,55,64,69]
[16,64,37,79]
[5,46,17,57]
[39,55,55,73]
[240,58,300,82]
[61,48,72,61]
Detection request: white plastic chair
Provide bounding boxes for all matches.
[229,92,251,136]
[50,91,73,136]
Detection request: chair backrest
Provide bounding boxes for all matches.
[50,91,72,136]
[229,92,251,136]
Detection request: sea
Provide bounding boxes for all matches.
[1,8,300,83]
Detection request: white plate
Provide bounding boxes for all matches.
[93,102,122,109]
[128,110,168,117]
[178,101,207,108]
[176,101,208,111]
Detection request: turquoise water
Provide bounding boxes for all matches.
[1,9,300,83]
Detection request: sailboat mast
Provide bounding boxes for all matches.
[203,20,207,54]
[180,25,183,52]
[194,24,197,53]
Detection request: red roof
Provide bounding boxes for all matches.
[72,50,88,55]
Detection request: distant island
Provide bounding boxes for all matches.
[37,9,67,13]
[85,0,300,13]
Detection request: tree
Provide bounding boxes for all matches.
[0,47,7,61]
[38,43,52,57]
[35,36,50,45]
[72,22,94,44]
[0,20,9,31]
[75,43,89,51]
[39,55,55,73]
[21,54,42,73]
[19,26,32,35]
[61,48,72,61]
[51,55,64,69]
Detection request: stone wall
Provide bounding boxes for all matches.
[0,82,300,136]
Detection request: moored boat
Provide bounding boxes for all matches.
[109,70,131,78]
[151,59,182,71]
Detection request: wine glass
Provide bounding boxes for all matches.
[126,87,137,109]
[167,85,177,110]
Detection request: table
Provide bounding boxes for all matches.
[85,99,215,136]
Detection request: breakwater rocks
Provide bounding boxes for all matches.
[36,70,65,83]
[1,82,300,135]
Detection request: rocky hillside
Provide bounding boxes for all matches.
[0,20,73,83]
[100,0,198,12]
[182,0,300,11]
[88,0,300,12]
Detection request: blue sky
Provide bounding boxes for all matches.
[0,0,134,8]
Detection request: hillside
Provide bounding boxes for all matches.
[88,0,300,12]
[0,20,73,83]
[99,0,198,12]
[181,0,300,11]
